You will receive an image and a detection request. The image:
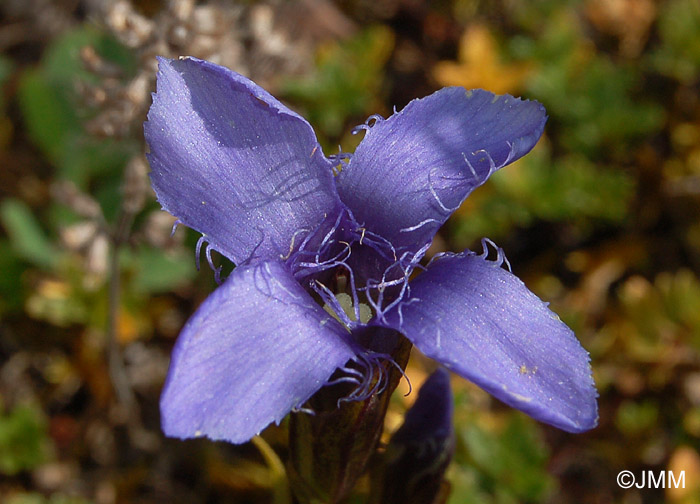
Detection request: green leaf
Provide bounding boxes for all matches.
[16,25,138,190]
[651,0,700,82]
[16,68,80,167]
[449,400,554,504]
[0,199,58,269]
[0,403,50,475]
[126,246,197,294]
[451,149,634,246]
[616,400,659,435]
[519,10,664,158]
[42,25,136,83]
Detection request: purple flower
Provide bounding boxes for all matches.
[380,368,454,504]
[145,57,598,444]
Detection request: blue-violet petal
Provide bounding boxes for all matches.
[338,88,546,253]
[383,251,598,433]
[160,260,355,443]
[145,57,342,265]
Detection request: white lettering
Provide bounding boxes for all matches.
[620,470,685,489]
[647,471,664,488]
[668,471,685,489]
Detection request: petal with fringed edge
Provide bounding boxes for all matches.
[160,260,355,443]
[337,88,546,254]
[382,251,598,433]
[145,57,342,265]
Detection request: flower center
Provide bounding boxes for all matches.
[323,292,373,331]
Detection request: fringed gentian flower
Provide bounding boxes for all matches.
[145,57,598,444]
[380,368,455,503]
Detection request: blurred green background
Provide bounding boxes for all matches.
[1,0,700,503]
